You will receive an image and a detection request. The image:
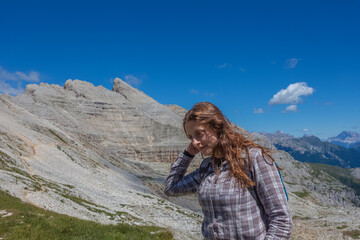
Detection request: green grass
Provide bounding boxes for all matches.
[49,129,67,144]
[0,190,173,240]
[292,215,311,220]
[293,190,309,198]
[343,230,360,239]
[336,225,348,229]
[309,163,360,196]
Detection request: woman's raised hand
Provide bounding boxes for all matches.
[186,142,199,156]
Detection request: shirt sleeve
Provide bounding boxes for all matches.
[252,149,293,239]
[164,152,200,196]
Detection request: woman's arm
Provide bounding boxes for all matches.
[164,150,200,196]
[252,149,293,239]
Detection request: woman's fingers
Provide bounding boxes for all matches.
[186,142,199,155]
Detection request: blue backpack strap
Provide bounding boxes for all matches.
[244,161,262,205]
[246,160,289,204]
[274,162,289,201]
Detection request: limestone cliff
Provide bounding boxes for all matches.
[1,79,359,239]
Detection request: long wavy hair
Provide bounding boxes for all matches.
[183,102,275,188]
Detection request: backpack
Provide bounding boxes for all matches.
[198,157,289,202]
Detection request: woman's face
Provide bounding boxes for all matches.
[184,120,218,156]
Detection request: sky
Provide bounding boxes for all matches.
[1,0,359,139]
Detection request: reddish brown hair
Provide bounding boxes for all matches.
[183,102,274,187]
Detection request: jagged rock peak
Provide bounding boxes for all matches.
[112,77,132,93]
[64,79,75,91]
[260,130,294,139]
[112,78,139,97]
[24,84,36,95]
[64,79,97,90]
[111,77,159,106]
[63,79,98,98]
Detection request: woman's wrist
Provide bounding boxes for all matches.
[183,149,195,158]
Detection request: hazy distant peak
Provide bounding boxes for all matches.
[303,133,315,137]
[327,131,360,147]
[300,134,322,145]
[260,130,294,139]
[338,131,360,141]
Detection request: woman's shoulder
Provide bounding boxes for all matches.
[248,148,262,157]
[249,148,273,165]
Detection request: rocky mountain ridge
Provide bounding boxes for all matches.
[327,131,360,148]
[1,79,360,239]
[262,132,360,168]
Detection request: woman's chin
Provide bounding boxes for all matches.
[201,149,212,157]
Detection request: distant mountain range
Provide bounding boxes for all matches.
[326,131,360,149]
[261,131,360,168]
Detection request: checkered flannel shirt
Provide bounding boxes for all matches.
[164,148,292,240]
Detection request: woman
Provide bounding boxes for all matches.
[164,102,292,240]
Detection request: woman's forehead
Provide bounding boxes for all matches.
[185,121,206,132]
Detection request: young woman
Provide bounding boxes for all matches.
[164,102,292,240]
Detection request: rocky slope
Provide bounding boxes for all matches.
[1,79,360,239]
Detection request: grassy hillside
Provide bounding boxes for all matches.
[0,190,173,240]
[309,163,360,197]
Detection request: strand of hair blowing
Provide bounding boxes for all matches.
[184,102,275,188]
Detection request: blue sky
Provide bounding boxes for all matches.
[1,0,359,139]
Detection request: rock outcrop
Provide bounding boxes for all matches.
[1,78,359,239]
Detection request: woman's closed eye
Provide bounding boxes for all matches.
[195,130,205,137]
[187,130,204,140]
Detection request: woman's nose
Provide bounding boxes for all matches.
[192,138,200,146]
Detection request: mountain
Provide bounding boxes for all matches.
[1,79,360,238]
[354,142,360,152]
[0,79,198,239]
[327,131,360,148]
[262,132,360,168]
[260,130,294,139]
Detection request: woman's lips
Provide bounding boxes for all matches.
[199,145,207,151]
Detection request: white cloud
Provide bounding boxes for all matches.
[189,89,215,97]
[123,74,142,86]
[282,104,298,113]
[0,66,40,82]
[204,92,216,98]
[285,58,299,69]
[239,67,246,72]
[15,71,40,82]
[303,129,309,132]
[254,108,264,114]
[269,82,314,105]
[190,89,198,94]
[217,63,231,69]
[0,81,24,95]
[0,66,40,95]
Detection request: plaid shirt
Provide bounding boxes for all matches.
[164,148,292,240]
